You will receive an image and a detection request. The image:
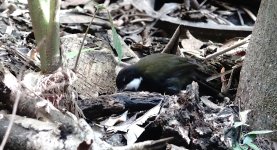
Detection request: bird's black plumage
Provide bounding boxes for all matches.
[116,53,221,96]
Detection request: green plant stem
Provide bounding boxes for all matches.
[28,0,61,73]
[73,9,98,72]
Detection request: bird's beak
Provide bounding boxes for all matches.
[117,86,126,93]
[117,89,123,92]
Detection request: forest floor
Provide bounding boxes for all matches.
[0,0,275,150]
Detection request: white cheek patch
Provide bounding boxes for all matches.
[125,77,143,91]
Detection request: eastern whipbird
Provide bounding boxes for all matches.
[116,53,223,98]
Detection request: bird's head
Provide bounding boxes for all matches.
[116,65,143,92]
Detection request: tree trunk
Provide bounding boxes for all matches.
[235,0,277,140]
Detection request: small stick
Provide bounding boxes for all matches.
[73,8,98,72]
[205,35,250,60]
[237,10,244,26]
[0,67,23,149]
[206,64,242,82]
[241,7,256,22]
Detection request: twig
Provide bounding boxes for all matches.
[220,67,235,94]
[73,8,98,72]
[205,35,250,60]
[130,18,154,23]
[29,37,46,60]
[0,88,21,150]
[0,64,25,149]
[115,58,130,68]
[241,7,256,22]
[206,68,233,82]
[237,10,244,26]
[162,25,180,54]
[225,66,235,93]
[198,0,208,9]
[206,64,242,82]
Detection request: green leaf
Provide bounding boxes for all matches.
[107,11,123,62]
[65,48,95,59]
[246,130,275,135]
[246,142,260,150]
[240,145,250,150]
[111,27,123,61]
[232,146,243,150]
[243,135,255,145]
[232,142,244,150]
[239,109,251,124]
[95,4,106,11]
[232,142,248,150]
[233,121,249,128]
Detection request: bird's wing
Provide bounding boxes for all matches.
[139,56,198,81]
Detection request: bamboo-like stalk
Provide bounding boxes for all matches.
[28,0,61,73]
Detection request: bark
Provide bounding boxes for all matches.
[0,66,76,126]
[78,92,163,120]
[0,117,36,150]
[0,65,108,149]
[235,0,277,140]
